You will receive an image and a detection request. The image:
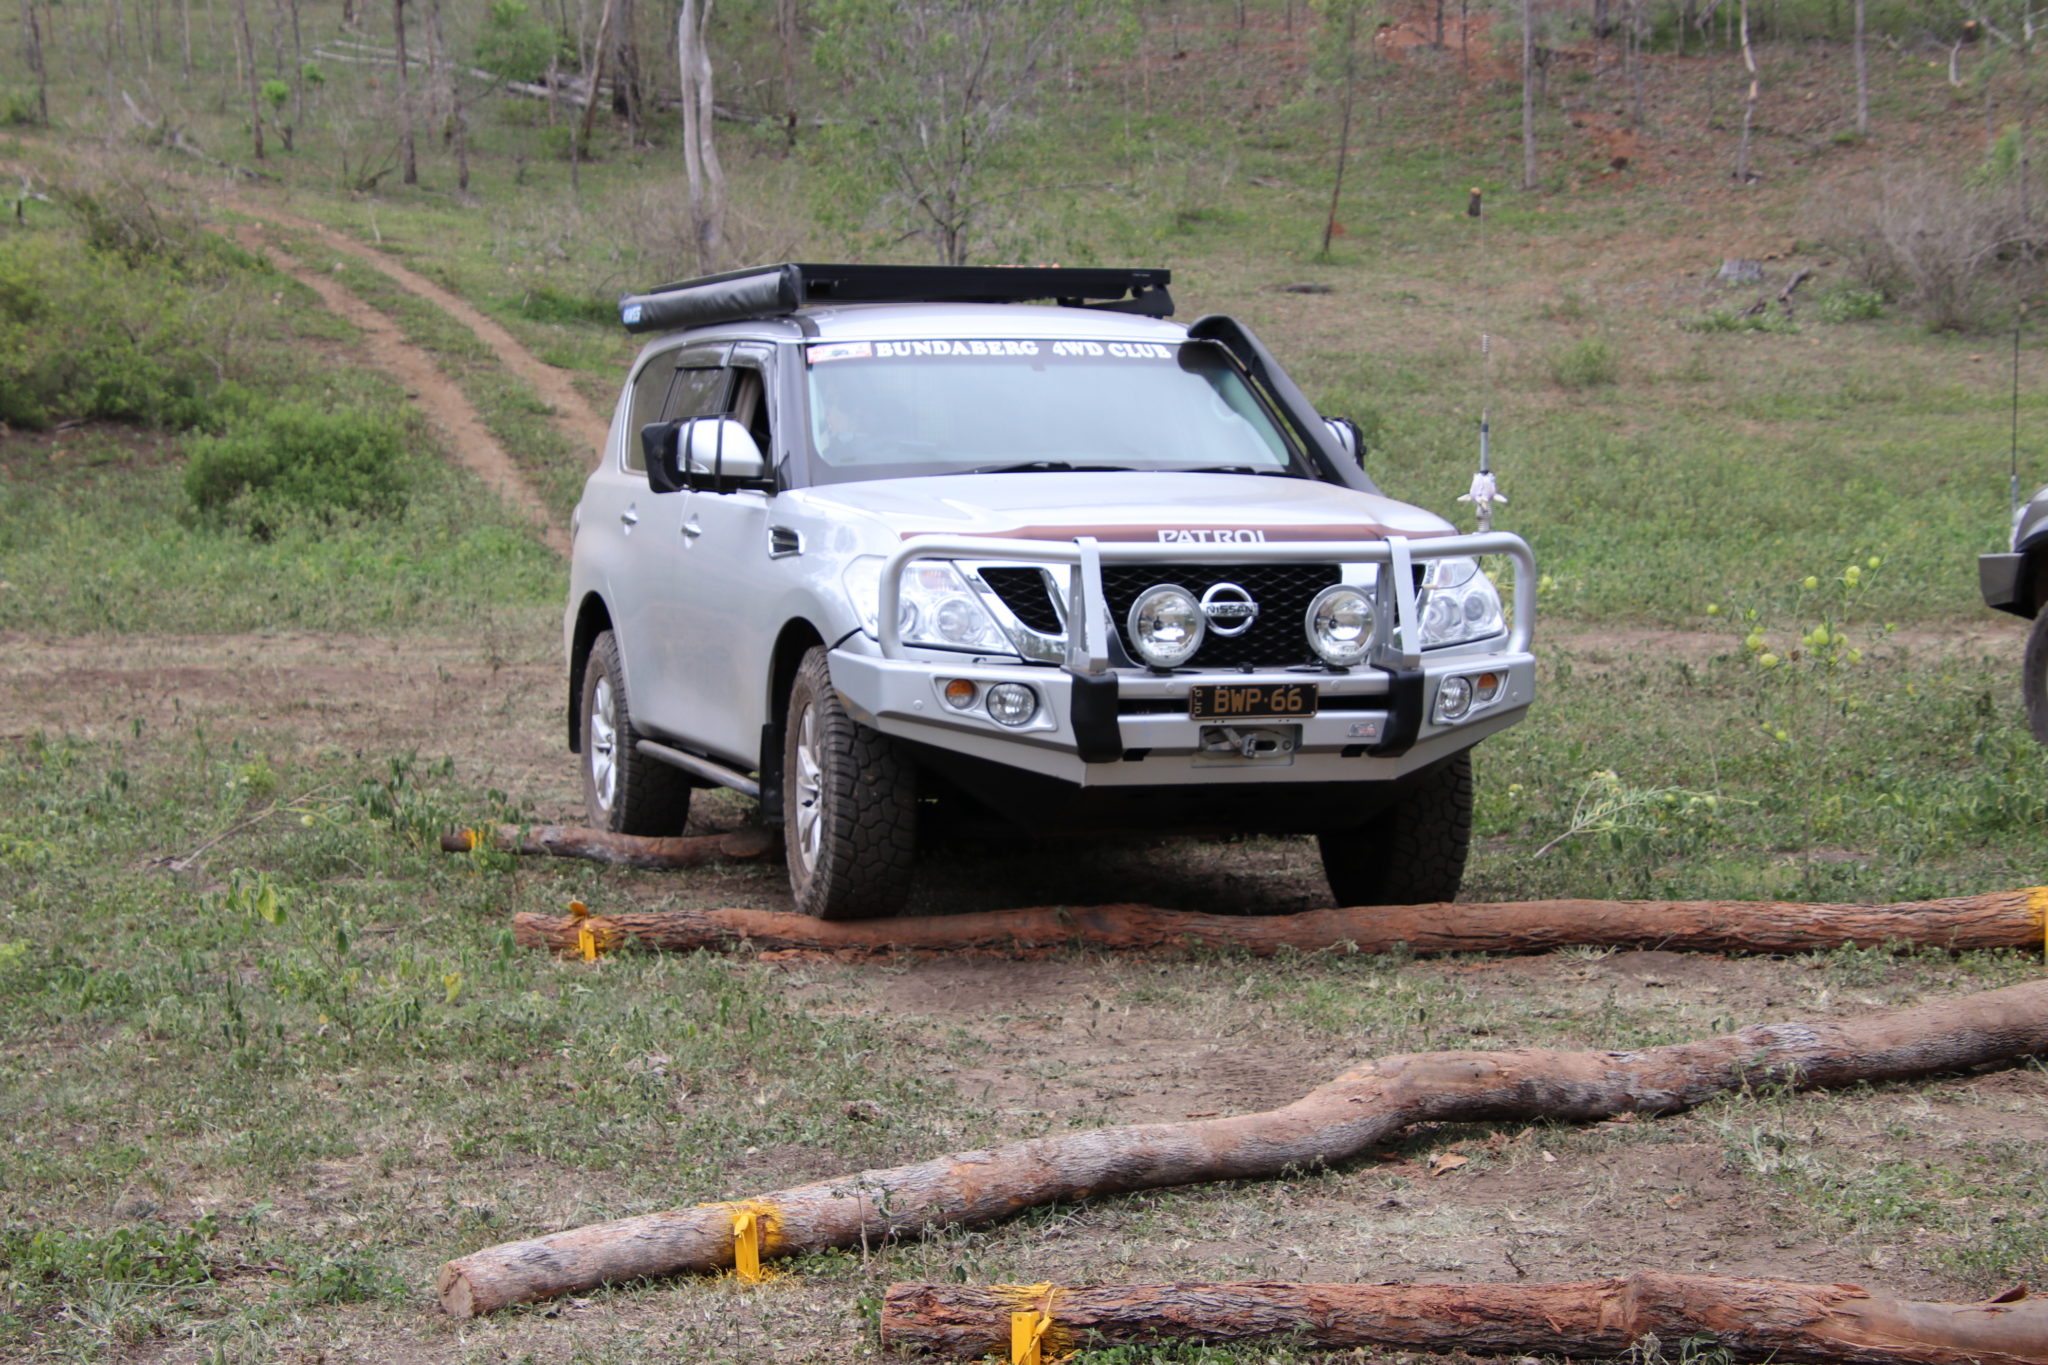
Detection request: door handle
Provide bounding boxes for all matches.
[619,505,640,527]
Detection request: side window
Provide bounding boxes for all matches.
[623,363,729,473]
[622,353,680,473]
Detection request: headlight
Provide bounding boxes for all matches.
[844,557,1012,654]
[1127,584,1204,668]
[1305,584,1375,666]
[1419,556,1504,648]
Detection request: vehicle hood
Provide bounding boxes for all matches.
[789,472,1458,547]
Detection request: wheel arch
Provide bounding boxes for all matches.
[2023,540,2048,618]
[759,618,829,824]
[567,593,615,753]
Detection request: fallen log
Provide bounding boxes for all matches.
[442,824,779,870]
[509,887,2048,959]
[435,978,2048,1316]
[882,1274,2048,1363]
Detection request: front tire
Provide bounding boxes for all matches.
[1317,752,1473,907]
[580,630,692,836]
[2023,611,2048,744]
[783,647,916,919]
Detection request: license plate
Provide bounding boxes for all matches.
[1188,682,1319,721]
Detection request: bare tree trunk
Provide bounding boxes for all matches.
[675,0,726,269]
[502,885,2048,960]
[1627,0,1646,125]
[436,978,2048,1315]
[1734,0,1757,182]
[1521,0,1537,189]
[392,0,416,183]
[286,0,302,129]
[1852,0,1867,135]
[776,0,800,147]
[235,0,265,159]
[884,1276,2048,1363]
[428,0,467,191]
[180,0,191,82]
[572,0,615,186]
[1323,3,1360,255]
[24,0,48,125]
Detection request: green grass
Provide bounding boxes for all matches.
[4,4,2048,1361]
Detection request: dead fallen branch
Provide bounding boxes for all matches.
[442,824,778,869]
[435,978,2048,1316]
[509,887,2047,959]
[882,1273,2048,1363]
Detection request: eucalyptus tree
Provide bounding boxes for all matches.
[814,0,1122,266]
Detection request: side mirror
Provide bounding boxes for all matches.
[681,417,768,489]
[1322,415,1367,468]
[642,421,686,494]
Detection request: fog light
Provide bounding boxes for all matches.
[942,678,979,710]
[1473,671,1503,704]
[1127,584,1204,669]
[1436,675,1474,722]
[986,683,1037,726]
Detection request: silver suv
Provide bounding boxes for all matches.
[565,264,1536,918]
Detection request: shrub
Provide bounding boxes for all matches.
[1549,336,1617,390]
[475,0,565,83]
[1679,308,1797,335]
[1815,285,1885,324]
[513,284,616,326]
[0,90,39,127]
[185,403,410,532]
[0,233,254,429]
[1829,168,2045,332]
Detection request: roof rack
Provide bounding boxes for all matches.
[617,262,1174,335]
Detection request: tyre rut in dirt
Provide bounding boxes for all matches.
[580,631,692,836]
[2024,612,2048,744]
[1317,751,1472,906]
[784,646,916,919]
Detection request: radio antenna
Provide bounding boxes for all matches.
[1459,189,1505,533]
[2012,303,2026,519]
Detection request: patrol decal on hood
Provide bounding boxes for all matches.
[901,523,1453,544]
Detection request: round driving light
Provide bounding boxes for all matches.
[986,683,1037,726]
[942,678,979,710]
[1305,584,1375,666]
[1127,584,1205,669]
[1436,675,1474,722]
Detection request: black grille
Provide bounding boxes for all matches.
[978,567,1064,634]
[1103,563,1342,669]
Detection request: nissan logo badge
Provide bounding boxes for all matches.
[1200,582,1259,637]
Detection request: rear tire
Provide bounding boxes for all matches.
[2024,611,2048,744]
[1317,752,1473,907]
[783,647,916,919]
[580,630,692,836]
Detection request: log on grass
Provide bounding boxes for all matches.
[435,978,2048,1317]
[882,1274,2048,1363]
[511,887,2048,959]
[441,824,779,869]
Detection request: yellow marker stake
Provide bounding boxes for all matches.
[731,1208,765,1283]
[2035,886,2048,964]
[1004,1284,1058,1365]
[577,924,600,962]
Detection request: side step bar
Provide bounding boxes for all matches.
[636,740,761,800]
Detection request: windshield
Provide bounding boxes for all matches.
[802,338,1303,483]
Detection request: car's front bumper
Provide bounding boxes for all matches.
[831,529,1536,789]
[829,650,1534,787]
